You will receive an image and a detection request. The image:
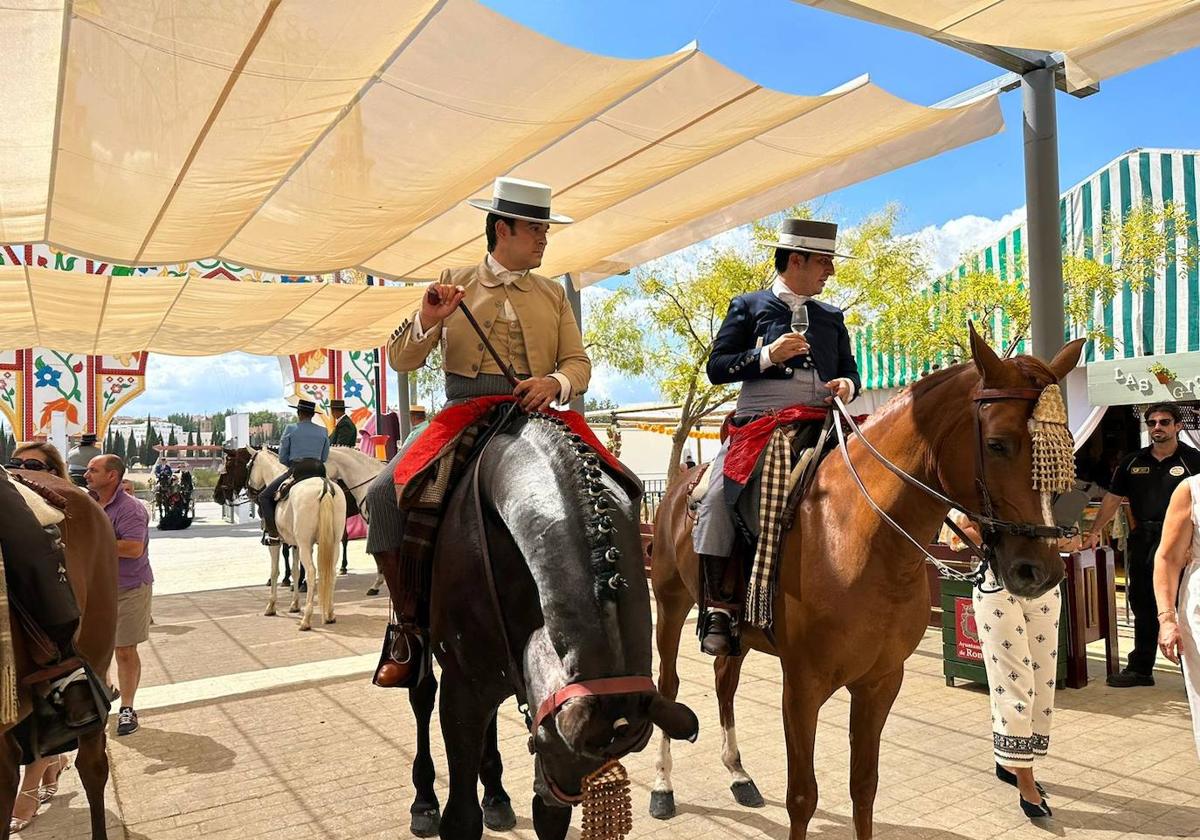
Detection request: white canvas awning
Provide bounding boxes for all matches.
[797,1,1200,92]
[0,266,424,356]
[1,0,1002,293]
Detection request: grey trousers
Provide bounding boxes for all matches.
[365,445,411,555]
[692,442,735,557]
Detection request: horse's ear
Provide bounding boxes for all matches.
[1047,338,1086,382]
[969,321,1005,384]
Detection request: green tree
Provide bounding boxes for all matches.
[1063,200,1196,353]
[167,429,178,447]
[584,396,618,413]
[867,201,1196,367]
[586,205,926,479]
[125,433,138,466]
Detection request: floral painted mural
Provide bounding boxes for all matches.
[0,244,386,440]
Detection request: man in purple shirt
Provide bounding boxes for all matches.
[85,455,151,736]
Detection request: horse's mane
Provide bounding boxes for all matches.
[329,445,381,465]
[513,414,625,602]
[869,353,1058,427]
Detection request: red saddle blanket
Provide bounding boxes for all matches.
[393,396,627,487]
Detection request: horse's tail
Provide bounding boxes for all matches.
[317,482,338,617]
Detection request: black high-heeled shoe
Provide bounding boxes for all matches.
[1020,794,1053,820]
[995,763,1047,798]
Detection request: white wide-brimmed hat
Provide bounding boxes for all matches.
[467,177,573,224]
[768,218,853,258]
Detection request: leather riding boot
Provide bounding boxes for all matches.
[45,621,100,728]
[700,554,738,657]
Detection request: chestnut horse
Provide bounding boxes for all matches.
[650,328,1084,838]
[0,471,118,840]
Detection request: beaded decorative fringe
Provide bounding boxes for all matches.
[580,760,633,840]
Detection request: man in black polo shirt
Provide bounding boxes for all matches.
[1085,403,1200,686]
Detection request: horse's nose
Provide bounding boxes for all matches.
[1012,562,1045,590]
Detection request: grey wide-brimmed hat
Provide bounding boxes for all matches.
[768,218,854,259]
[467,177,573,224]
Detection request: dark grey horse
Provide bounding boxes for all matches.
[428,411,699,839]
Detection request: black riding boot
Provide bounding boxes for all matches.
[45,621,99,729]
[700,553,738,657]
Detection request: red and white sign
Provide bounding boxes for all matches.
[955,597,982,662]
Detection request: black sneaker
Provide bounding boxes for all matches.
[1106,669,1155,688]
[116,706,139,736]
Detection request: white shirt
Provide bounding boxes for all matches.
[412,254,571,404]
[757,275,856,399]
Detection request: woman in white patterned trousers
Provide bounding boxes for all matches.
[974,569,1059,820]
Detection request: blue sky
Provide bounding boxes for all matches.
[128,0,1200,415]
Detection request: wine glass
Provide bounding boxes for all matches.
[790,304,809,337]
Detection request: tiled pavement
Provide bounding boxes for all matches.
[23,514,1200,839]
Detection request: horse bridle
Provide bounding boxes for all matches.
[831,387,1076,589]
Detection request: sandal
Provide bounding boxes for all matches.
[38,754,71,803]
[10,790,41,832]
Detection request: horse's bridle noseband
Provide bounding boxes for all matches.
[832,385,1076,589]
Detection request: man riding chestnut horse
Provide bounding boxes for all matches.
[693,217,860,655]
[366,177,695,840]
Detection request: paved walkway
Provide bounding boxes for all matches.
[21,520,1200,840]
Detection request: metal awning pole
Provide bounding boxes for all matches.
[563,274,585,413]
[1022,66,1066,362]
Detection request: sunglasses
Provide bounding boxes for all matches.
[1146,418,1177,428]
[7,458,47,471]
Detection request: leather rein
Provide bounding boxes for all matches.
[830,387,1076,589]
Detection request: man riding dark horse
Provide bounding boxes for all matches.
[693,218,861,656]
[0,467,98,729]
[366,175,590,660]
[258,399,331,541]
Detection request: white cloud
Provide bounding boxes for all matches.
[905,207,1027,276]
[124,353,286,417]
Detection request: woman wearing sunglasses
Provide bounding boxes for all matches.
[8,442,69,480]
[4,441,73,832]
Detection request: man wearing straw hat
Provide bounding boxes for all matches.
[366,177,590,644]
[693,218,861,656]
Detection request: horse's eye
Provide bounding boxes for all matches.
[986,439,1007,454]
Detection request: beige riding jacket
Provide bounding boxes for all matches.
[387,260,591,398]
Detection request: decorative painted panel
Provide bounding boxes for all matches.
[0,244,388,440]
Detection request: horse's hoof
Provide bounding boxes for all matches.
[324,617,336,625]
[299,624,312,632]
[649,790,676,820]
[264,607,276,616]
[410,807,440,837]
[482,796,517,831]
[731,780,764,808]
[366,588,379,596]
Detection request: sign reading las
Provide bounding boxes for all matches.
[1087,351,1200,406]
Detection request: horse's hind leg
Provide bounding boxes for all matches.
[297,544,315,630]
[367,554,384,596]
[649,575,691,820]
[409,670,440,838]
[717,652,763,808]
[76,729,111,839]
[0,730,19,838]
[479,712,516,831]
[847,669,904,840]
[266,543,281,616]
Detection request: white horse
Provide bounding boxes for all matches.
[242,447,347,630]
[325,445,389,596]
